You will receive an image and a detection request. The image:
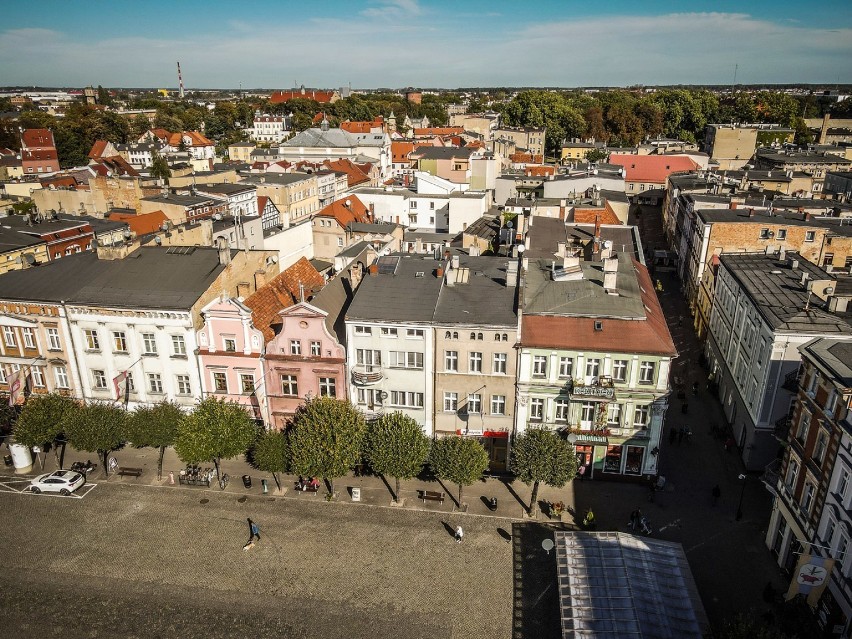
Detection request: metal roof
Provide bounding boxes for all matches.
[554,531,709,639]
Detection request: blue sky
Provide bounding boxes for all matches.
[1,0,851,88]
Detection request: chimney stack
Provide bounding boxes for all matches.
[506,260,518,288]
[216,237,231,265]
[603,270,618,293]
[748,208,754,217]
[594,214,601,242]
[804,212,811,222]
[368,264,378,276]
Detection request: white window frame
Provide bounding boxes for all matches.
[112,331,128,353]
[281,374,298,396]
[47,327,60,350]
[558,357,573,378]
[142,332,157,355]
[529,398,544,421]
[469,352,482,373]
[493,353,507,374]
[491,395,506,415]
[176,374,192,395]
[467,393,482,414]
[54,366,69,389]
[92,369,107,389]
[319,377,336,397]
[22,327,35,349]
[532,356,547,378]
[444,392,458,412]
[445,350,458,372]
[148,373,163,394]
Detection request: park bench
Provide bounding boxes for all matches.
[418,490,445,505]
[116,467,143,478]
[295,482,319,494]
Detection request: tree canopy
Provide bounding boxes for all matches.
[64,401,127,476]
[510,428,577,515]
[252,428,290,491]
[14,393,78,449]
[364,412,430,501]
[429,436,489,506]
[125,401,183,479]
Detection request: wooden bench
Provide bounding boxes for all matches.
[294,482,319,494]
[419,490,445,505]
[116,467,143,478]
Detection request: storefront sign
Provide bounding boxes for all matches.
[573,433,608,445]
[571,385,615,399]
[457,429,483,437]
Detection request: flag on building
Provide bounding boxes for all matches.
[113,371,128,402]
[785,553,835,606]
[8,369,22,406]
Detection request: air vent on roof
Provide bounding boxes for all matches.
[415,272,424,278]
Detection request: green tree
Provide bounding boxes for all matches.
[510,428,577,515]
[96,85,113,107]
[154,112,184,132]
[150,152,171,183]
[585,148,609,163]
[14,393,78,468]
[130,114,151,138]
[174,397,257,486]
[64,401,127,477]
[501,90,585,156]
[429,436,489,506]
[288,396,366,496]
[252,429,290,491]
[11,200,35,216]
[364,412,430,502]
[125,401,183,480]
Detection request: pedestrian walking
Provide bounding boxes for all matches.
[629,508,642,531]
[711,484,721,506]
[454,525,464,544]
[248,518,260,542]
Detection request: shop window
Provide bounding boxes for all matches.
[603,445,622,473]
[624,446,644,475]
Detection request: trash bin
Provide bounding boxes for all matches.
[261,479,268,494]
[489,497,498,511]
[3,455,12,467]
[242,474,252,489]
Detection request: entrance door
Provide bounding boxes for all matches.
[575,445,593,478]
[486,437,507,473]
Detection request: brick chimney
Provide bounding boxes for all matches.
[368,264,378,276]
[594,214,601,242]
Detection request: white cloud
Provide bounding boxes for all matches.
[0,12,849,88]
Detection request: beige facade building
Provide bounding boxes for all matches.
[241,173,320,227]
[494,126,546,157]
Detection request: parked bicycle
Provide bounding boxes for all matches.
[219,473,230,490]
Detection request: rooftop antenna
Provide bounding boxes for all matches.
[177,61,185,99]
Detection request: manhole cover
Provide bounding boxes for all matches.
[199,498,209,504]
[237,496,247,503]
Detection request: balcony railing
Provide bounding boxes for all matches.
[781,369,802,393]
[351,365,383,386]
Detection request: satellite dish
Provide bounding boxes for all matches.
[154,236,162,245]
[517,244,526,254]
[604,240,613,250]
[541,538,554,555]
[506,220,513,229]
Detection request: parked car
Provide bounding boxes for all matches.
[29,470,85,495]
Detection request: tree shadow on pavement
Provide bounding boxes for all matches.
[502,479,528,512]
[511,521,563,639]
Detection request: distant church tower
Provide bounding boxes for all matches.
[387,111,397,134]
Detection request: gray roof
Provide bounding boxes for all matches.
[193,183,256,195]
[757,150,851,165]
[433,255,517,327]
[1,216,91,234]
[524,252,645,318]
[554,531,709,639]
[463,215,501,240]
[800,338,852,390]
[720,252,852,333]
[282,127,386,149]
[77,216,128,235]
[0,246,226,310]
[412,146,474,160]
[347,254,444,323]
[311,246,372,342]
[0,226,44,253]
[338,240,372,259]
[403,230,454,244]
[347,221,400,234]
[142,193,217,207]
[240,172,314,186]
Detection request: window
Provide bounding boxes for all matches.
[389,391,424,408]
[777,229,787,240]
[469,352,482,373]
[558,357,573,378]
[532,356,547,378]
[555,398,569,421]
[759,228,770,240]
[31,367,45,387]
[806,372,818,397]
[580,401,596,426]
[142,333,157,355]
[840,535,850,563]
[0,366,5,383]
[493,353,507,374]
[445,331,453,339]
[639,361,656,384]
[529,398,544,420]
[802,481,816,513]
[612,359,628,382]
[356,349,381,368]
[825,517,837,547]
[445,350,458,372]
[84,329,100,350]
[354,326,372,335]
[786,458,799,490]
[607,404,622,427]
[290,340,302,355]
[3,326,15,347]
[176,374,191,395]
[390,351,423,369]
[213,372,228,393]
[825,390,838,416]
[795,410,810,444]
[47,327,60,350]
[337,237,344,247]
[148,373,163,394]
[634,405,650,428]
[92,369,107,389]
[823,253,834,268]
[491,395,506,415]
[281,374,298,396]
[54,366,69,388]
[22,328,35,349]
[814,431,828,465]
[172,335,186,356]
[224,337,236,352]
[113,331,127,352]
[240,374,255,394]
[805,231,815,242]
[319,377,336,397]
[467,393,482,414]
[310,341,322,356]
[838,469,850,500]
[381,327,398,337]
[406,329,424,338]
[444,392,458,412]
[585,358,601,380]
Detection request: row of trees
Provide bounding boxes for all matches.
[13,394,576,514]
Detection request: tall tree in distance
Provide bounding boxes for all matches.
[364,412,430,502]
[429,435,489,507]
[150,152,171,183]
[510,428,577,516]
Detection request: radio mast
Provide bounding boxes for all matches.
[177,61,185,99]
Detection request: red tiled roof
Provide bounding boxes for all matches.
[21,128,55,149]
[323,158,371,187]
[574,205,621,226]
[609,154,699,185]
[521,260,677,356]
[340,117,383,133]
[257,196,269,214]
[466,140,486,149]
[40,176,78,189]
[316,195,370,228]
[167,131,213,147]
[108,210,168,236]
[88,140,109,159]
[243,257,326,341]
[511,152,543,164]
[271,90,336,104]
[524,165,556,177]
[392,141,415,163]
[413,127,464,137]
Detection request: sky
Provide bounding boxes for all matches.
[1,0,851,89]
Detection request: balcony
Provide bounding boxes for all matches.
[781,369,802,393]
[351,365,383,386]
[774,414,792,443]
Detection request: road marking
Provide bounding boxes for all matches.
[658,518,681,532]
[0,476,97,499]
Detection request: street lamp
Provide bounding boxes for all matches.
[735,473,746,521]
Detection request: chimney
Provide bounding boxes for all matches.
[436,266,444,278]
[368,264,378,276]
[603,256,618,273]
[779,248,786,261]
[748,208,754,217]
[216,237,231,265]
[804,212,811,222]
[254,270,267,290]
[594,214,601,241]
[819,114,830,145]
[506,260,518,288]
[559,199,566,220]
[451,255,460,270]
[603,270,618,293]
[729,201,738,210]
[557,241,566,257]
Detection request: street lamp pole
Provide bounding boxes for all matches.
[735,473,746,521]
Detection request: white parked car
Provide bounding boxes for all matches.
[29,470,86,495]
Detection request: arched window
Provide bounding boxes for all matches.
[445,331,452,339]
[452,332,459,339]
[470,332,476,340]
[477,333,483,341]
[494,333,501,341]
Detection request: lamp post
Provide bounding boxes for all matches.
[735,473,747,521]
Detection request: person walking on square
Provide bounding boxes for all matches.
[454,525,464,544]
[712,484,721,506]
[248,518,260,542]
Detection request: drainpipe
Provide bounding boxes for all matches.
[59,301,85,401]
